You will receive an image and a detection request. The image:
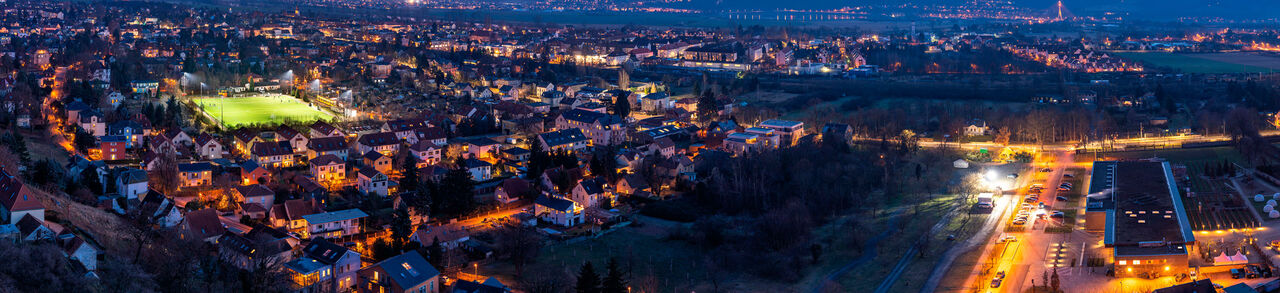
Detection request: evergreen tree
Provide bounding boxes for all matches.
[601,258,627,293]
[426,237,444,268]
[613,95,631,118]
[575,261,601,293]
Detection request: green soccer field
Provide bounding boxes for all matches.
[193,95,334,128]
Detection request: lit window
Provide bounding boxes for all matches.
[1133,260,1140,265]
[1118,260,1126,265]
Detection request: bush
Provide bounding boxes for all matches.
[640,199,700,222]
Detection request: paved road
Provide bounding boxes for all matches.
[810,208,905,293]
[918,195,1014,292]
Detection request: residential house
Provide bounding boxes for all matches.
[356,251,440,293]
[0,169,39,226]
[494,178,530,204]
[821,123,853,145]
[286,237,363,292]
[964,119,988,136]
[107,120,146,148]
[410,222,470,250]
[758,119,805,147]
[463,158,492,182]
[115,168,148,200]
[181,208,227,243]
[302,209,368,239]
[251,141,295,168]
[234,184,275,214]
[78,110,106,137]
[309,121,345,138]
[614,174,650,197]
[362,151,394,175]
[310,155,347,185]
[307,136,350,160]
[195,133,224,159]
[58,233,100,272]
[240,160,272,185]
[464,138,500,160]
[357,132,400,157]
[136,190,182,228]
[177,162,213,189]
[534,196,583,227]
[216,226,295,271]
[357,168,390,197]
[570,177,611,208]
[276,125,310,153]
[537,129,589,152]
[555,109,625,146]
[270,199,319,234]
[410,127,448,146]
[164,128,194,147]
[407,141,443,167]
[100,135,128,160]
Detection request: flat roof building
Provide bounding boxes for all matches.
[1086,161,1196,278]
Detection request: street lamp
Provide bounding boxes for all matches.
[473,263,478,277]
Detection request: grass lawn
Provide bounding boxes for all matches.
[193,95,334,128]
[1111,52,1276,74]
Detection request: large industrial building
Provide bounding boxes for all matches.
[1085,161,1197,278]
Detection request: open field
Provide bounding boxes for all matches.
[193,94,334,128]
[1098,146,1246,167]
[1111,51,1280,74]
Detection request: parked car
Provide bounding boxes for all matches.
[1013,219,1027,225]
[1058,186,1071,191]
[1051,211,1065,218]
[1056,196,1069,201]
[991,278,1002,288]
[1063,174,1075,178]
[1231,268,1243,279]
[996,271,1006,278]
[1247,266,1261,278]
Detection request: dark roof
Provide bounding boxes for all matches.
[184,208,226,239]
[535,196,574,212]
[302,237,352,264]
[1108,161,1192,246]
[451,280,508,293]
[538,128,588,147]
[275,125,302,139]
[412,127,447,142]
[251,141,293,157]
[234,184,274,198]
[464,158,492,168]
[363,150,387,162]
[307,136,348,152]
[310,154,344,166]
[369,251,439,289]
[0,168,37,212]
[559,109,622,125]
[385,118,430,132]
[177,162,213,172]
[310,121,339,135]
[358,132,398,147]
[578,177,606,195]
